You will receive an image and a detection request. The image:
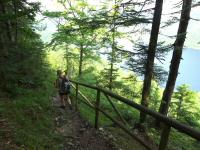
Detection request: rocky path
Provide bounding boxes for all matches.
[52,96,118,150]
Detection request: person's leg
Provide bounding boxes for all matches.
[58,93,62,106]
[67,95,71,105]
[66,94,72,109]
[63,94,67,105]
[60,94,66,108]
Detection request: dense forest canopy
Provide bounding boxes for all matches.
[0,0,200,149]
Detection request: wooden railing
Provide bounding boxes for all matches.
[70,80,200,150]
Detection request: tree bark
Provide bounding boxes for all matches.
[140,0,164,123]
[109,60,114,90]
[12,0,18,43]
[78,44,83,77]
[109,23,116,91]
[0,2,12,42]
[158,0,192,116]
[66,45,69,73]
[109,0,117,91]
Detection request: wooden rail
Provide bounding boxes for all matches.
[71,80,200,150]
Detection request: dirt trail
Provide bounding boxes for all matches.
[52,96,117,150]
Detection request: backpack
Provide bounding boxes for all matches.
[61,77,71,93]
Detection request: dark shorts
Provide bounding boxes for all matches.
[59,91,70,96]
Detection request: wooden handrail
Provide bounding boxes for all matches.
[72,85,153,150]
[70,80,200,141]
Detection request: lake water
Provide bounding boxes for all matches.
[162,48,200,92]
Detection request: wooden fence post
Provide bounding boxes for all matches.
[95,89,100,129]
[75,83,79,110]
[158,124,171,150]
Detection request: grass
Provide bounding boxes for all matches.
[0,77,63,149]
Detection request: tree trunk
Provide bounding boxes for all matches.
[12,0,18,42]
[109,24,116,91]
[0,2,12,42]
[177,97,183,119]
[158,0,192,116]
[109,57,114,91]
[0,3,5,49]
[109,0,117,91]
[79,44,83,77]
[139,0,164,123]
[66,45,69,73]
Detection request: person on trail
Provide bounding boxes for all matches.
[55,70,66,109]
[63,70,72,110]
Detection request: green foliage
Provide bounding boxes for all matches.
[0,72,63,149]
[48,41,200,150]
[44,0,106,76]
[169,84,200,127]
[126,42,173,83]
[168,129,200,150]
[0,0,47,96]
[149,81,163,111]
[44,1,200,149]
[0,0,197,149]
[0,1,64,149]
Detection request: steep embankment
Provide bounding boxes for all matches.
[0,86,62,149]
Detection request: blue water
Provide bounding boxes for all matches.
[162,48,200,91]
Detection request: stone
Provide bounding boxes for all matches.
[67,141,74,146]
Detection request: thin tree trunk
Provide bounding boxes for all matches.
[109,57,114,90]
[139,0,164,123]
[0,2,12,42]
[109,0,117,91]
[109,22,116,91]
[0,4,5,50]
[79,44,83,77]
[13,0,18,43]
[66,45,69,73]
[158,0,192,116]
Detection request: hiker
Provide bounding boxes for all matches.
[63,70,72,110]
[55,70,66,108]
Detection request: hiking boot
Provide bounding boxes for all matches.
[60,105,65,109]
